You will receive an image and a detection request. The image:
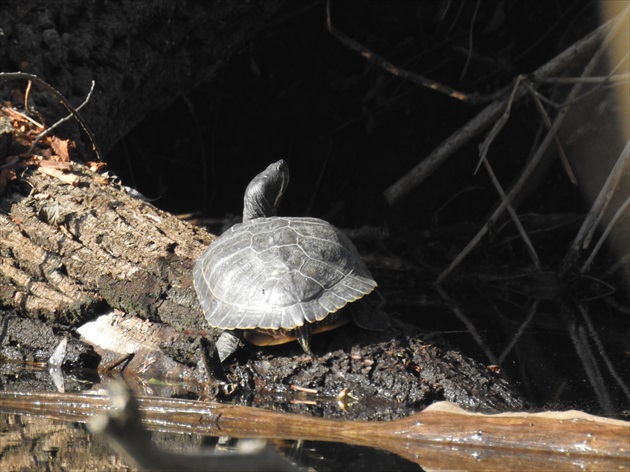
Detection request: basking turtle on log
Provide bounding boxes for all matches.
[193,160,387,361]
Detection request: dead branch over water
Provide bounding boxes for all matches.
[0,390,628,471]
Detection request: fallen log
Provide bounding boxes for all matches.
[0,390,627,471]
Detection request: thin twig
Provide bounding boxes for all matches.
[578,304,630,402]
[562,140,630,273]
[523,79,577,184]
[482,159,541,268]
[498,300,539,365]
[567,312,614,413]
[530,51,630,110]
[459,0,481,80]
[4,107,44,128]
[28,80,96,154]
[581,197,630,274]
[431,186,485,226]
[474,76,524,175]
[539,72,629,84]
[24,80,33,110]
[472,76,540,267]
[325,0,475,103]
[435,285,499,366]
[0,72,102,161]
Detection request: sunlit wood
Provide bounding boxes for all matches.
[1,390,627,470]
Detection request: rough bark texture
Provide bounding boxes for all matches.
[0,160,213,328]
[0,0,282,155]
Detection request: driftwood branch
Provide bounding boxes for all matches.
[1,390,628,471]
[87,382,298,472]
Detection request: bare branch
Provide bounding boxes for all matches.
[0,72,102,161]
[436,26,618,283]
[383,7,628,206]
[562,140,630,273]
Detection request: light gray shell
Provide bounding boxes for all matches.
[193,216,377,330]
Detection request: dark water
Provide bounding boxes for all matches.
[395,284,630,420]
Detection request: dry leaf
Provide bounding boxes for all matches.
[92,175,110,185]
[88,161,108,172]
[50,136,74,161]
[39,159,73,170]
[38,166,80,186]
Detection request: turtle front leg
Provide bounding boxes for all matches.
[216,330,243,362]
[294,323,314,356]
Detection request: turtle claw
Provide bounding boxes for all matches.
[216,331,243,362]
[294,324,314,356]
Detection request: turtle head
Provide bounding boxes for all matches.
[243,160,290,221]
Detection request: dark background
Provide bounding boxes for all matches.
[106,0,600,228]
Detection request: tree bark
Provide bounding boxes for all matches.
[0,158,213,328]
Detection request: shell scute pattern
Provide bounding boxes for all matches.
[193,216,376,330]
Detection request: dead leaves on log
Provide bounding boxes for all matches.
[0,72,104,194]
[0,100,79,192]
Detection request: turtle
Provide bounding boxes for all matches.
[193,160,385,361]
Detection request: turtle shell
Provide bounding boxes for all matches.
[193,216,377,331]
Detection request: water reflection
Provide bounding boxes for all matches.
[395,281,630,419]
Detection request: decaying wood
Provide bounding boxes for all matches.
[76,310,208,382]
[1,390,627,471]
[0,159,213,328]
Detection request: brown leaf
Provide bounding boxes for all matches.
[88,161,108,172]
[37,166,80,186]
[92,175,110,185]
[50,136,74,161]
[39,159,73,170]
